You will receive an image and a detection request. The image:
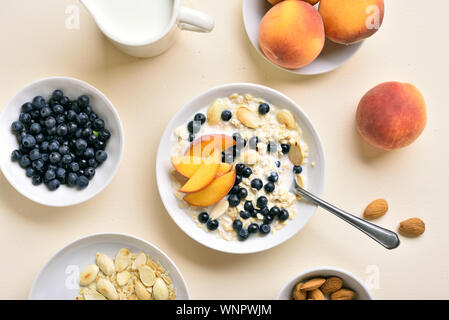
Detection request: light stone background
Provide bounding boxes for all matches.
[0,0,448,299]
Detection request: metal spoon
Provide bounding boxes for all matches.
[293,178,400,249]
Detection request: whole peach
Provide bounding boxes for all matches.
[259,0,325,69]
[356,82,427,150]
[319,0,384,45]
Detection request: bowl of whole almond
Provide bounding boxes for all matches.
[276,267,373,300]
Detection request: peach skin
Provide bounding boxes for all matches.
[258,0,325,69]
[356,82,427,150]
[319,0,384,45]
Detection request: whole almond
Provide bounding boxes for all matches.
[363,199,388,219]
[308,289,325,300]
[399,218,425,237]
[237,106,259,128]
[288,142,304,166]
[320,276,343,294]
[292,282,306,300]
[277,109,297,129]
[302,278,326,291]
[330,288,356,300]
[207,100,225,125]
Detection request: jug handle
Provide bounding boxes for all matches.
[178,7,214,33]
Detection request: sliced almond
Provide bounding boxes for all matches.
[78,264,99,286]
[399,217,425,237]
[330,288,356,300]
[153,277,169,300]
[302,278,326,291]
[277,109,296,129]
[96,278,118,300]
[135,281,152,300]
[320,276,343,294]
[132,253,147,270]
[116,271,131,287]
[207,99,225,125]
[296,174,304,188]
[139,265,156,287]
[210,197,229,220]
[83,288,106,300]
[308,289,325,300]
[289,142,304,166]
[115,248,131,272]
[363,199,388,220]
[292,282,306,300]
[243,150,259,165]
[95,253,115,276]
[237,106,259,128]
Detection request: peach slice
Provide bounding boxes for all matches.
[179,153,220,193]
[183,170,236,207]
[216,163,233,177]
[185,134,235,158]
[172,156,233,178]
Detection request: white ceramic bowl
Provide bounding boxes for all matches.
[29,233,190,300]
[277,266,373,300]
[156,83,325,254]
[242,0,363,75]
[0,77,124,207]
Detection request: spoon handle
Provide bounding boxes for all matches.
[294,183,400,249]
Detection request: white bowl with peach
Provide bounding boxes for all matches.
[156,83,325,254]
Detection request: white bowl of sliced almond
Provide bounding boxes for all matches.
[277,266,373,300]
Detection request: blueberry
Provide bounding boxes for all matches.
[278,209,289,221]
[49,152,61,164]
[11,150,22,161]
[88,134,98,145]
[75,128,83,138]
[206,219,219,231]
[232,219,243,231]
[251,178,263,190]
[32,96,46,110]
[267,141,277,153]
[47,126,57,135]
[25,167,35,177]
[48,140,60,152]
[250,209,259,218]
[235,163,246,175]
[228,194,240,207]
[268,172,279,183]
[238,228,250,241]
[19,112,31,124]
[30,110,40,120]
[98,129,111,142]
[237,187,248,199]
[77,112,89,126]
[194,113,206,125]
[11,121,24,132]
[84,167,96,180]
[69,162,80,172]
[35,133,45,143]
[240,210,251,220]
[22,135,36,148]
[61,154,73,165]
[45,116,56,128]
[258,103,270,115]
[40,106,52,118]
[259,224,271,235]
[58,145,69,155]
[264,213,274,225]
[56,168,66,180]
[235,137,246,150]
[84,148,95,159]
[56,124,68,136]
[198,212,209,224]
[32,159,45,172]
[32,175,43,186]
[52,89,64,101]
[29,149,41,161]
[281,144,290,154]
[75,138,88,151]
[76,175,89,189]
[248,136,259,150]
[244,201,254,212]
[70,101,80,113]
[264,182,275,193]
[229,185,239,195]
[232,146,241,158]
[241,167,252,178]
[48,179,61,191]
[67,173,78,186]
[223,152,234,164]
[53,104,64,114]
[40,153,49,162]
[293,166,303,174]
[275,161,281,168]
[257,196,268,208]
[93,118,105,131]
[81,127,92,138]
[78,95,90,107]
[221,110,232,121]
[187,120,201,134]
[270,206,280,217]
[21,102,34,113]
[95,150,108,163]
[232,132,242,141]
[88,158,98,168]
[234,174,242,185]
[60,96,70,107]
[79,159,88,169]
[45,169,56,181]
[248,223,259,234]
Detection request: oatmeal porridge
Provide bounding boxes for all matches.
[170,93,309,241]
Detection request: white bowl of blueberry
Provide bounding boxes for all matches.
[0,77,124,207]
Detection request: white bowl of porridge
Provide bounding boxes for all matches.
[156,83,325,254]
